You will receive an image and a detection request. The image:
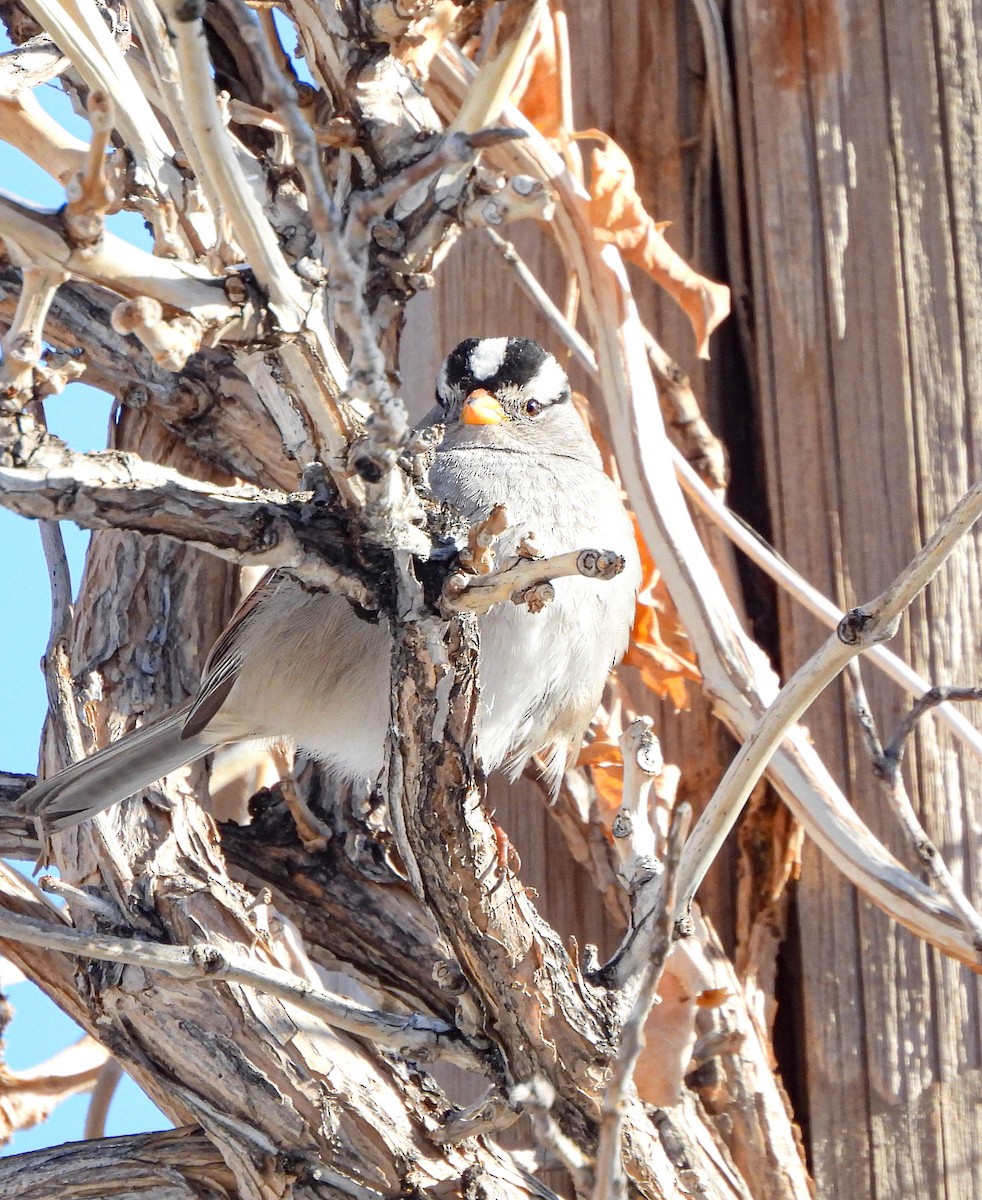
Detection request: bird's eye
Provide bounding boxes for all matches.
[524,398,543,416]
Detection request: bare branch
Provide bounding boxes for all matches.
[0,1127,236,1200]
[0,902,483,1068]
[35,499,88,773]
[0,191,242,327]
[61,90,116,252]
[154,0,310,330]
[510,1078,591,1193]
[846,670,982,952]
[18,0,179,193]
[668,475,982,969]
[0,424,382,606]
[0,265,65,398]
[594,802,691,1200]
[673,453,982,764]
[82,1059,123,1141]
[442,548,626,615]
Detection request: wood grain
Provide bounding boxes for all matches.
[733,0,982,1194]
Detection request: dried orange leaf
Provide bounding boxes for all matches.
[589,762,624,814]
[579,130,730,359]
[578,739,625,768]
[696,987,731,1010]
[511,6,562,138]
[626,516,700,709]
[634,954,702,1107]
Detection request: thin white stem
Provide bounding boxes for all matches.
[156,0,309,329]
[673,454,982,762]
[847,674,982,952]
[0,191,238,325]
[673,476,982,928]
[20,0,177,193]
[593,803,690,1200]
[0,902,482,1068]
[442,548,626,615]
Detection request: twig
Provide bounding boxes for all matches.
[228,99,357,147]
[125,0,221,254]
[0,191,240,326]
[349,127,526,235]
[232,3,339,246]
[611,719,664,889]
[0,1033,110,1139]
[484,226,596,375]
[686,0,750,357]
[441,548,626,616]
[83,1059,123,1140]
[673,453,982,764]
[666,475,982,957]
[457,503,511,575]
[846,669,982,952]
[509,1077,590,1193]
[22,397,88,798]
[155,0,309,330]
[0,430,380,607]
[0,266,66,399]
[641,330,727,493]
[62,90,116,251]
[231,0,395,432]
[19,0,177,194]
[883,685,982,766]
[38,875,119,923]
[0,903,484,1069]
[593,802,691,1200]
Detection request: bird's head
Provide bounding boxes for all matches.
[434,337,599,464]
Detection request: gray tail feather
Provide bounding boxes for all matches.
[22,703,218,833]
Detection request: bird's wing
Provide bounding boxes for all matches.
[180,572,275,740]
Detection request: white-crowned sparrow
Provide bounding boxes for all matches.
[26,337,642,831]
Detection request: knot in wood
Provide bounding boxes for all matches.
[612,811,633,839]
[837,606,873,644]
[432,958,468,994]
[512,581,554,612]
[576,549,625,580]
[191,944,227,975]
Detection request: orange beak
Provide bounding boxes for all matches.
[461,388,506,425]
